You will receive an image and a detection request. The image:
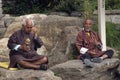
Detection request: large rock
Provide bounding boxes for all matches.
[4,22,21,37]
[38,25,82,66]
[0,27,6,38]
[0,38,9,61]
[0,14,13,38]
[116,64,120,79]
[50,58,120,80]
[0,69,62,80]
[37,45,48,55]
[37,15,83,66]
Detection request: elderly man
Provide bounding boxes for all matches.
[7,18,48,70]
[75,19,114,67]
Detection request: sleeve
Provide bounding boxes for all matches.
[96,33,102,45]
[14,45,21,51]
[34,36,43,50]
[7,32,20,50]
[75,31,88,54]
[96,32,103,50]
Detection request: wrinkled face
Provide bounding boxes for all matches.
[23,20,33,34]
[84,19,93,31]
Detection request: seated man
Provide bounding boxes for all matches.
[7,18,48,70]
[75,19,114,67]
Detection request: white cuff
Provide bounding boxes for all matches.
[14,45,21,51]
[80,47,88,54]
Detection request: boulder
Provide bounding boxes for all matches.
[116,64,120,79]
[0,69,62,80]
[37,45,48,56]
[4,22,21,38]
[0,27,6,38]
[0,38,9,61]
[50,58,120,80]
[37,15,83,66]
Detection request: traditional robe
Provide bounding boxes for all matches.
[7,29,45,68]
[75,30,104,58]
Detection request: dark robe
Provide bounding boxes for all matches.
[7,29,45,68]
[75,30,104,58]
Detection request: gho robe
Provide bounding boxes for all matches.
[75,30,104,58]
[7,29,45,68]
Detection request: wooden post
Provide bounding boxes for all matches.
[0,0,2,14]
[98,0,106,51]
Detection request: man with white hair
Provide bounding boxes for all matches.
[7,18,48,70]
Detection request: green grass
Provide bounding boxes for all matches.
[93,21,120,58]
[93,21,120,48]
[106,22,120,48]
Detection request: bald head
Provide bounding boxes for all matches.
[83,19,93,31]
[84,19,93,24]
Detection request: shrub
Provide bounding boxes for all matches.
[2,0,55,16]
[106,22,120,48]
[54,0,83,15]
[93,21,120,48]
[105,0,120,10]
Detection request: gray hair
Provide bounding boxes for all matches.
[22,18,34,26]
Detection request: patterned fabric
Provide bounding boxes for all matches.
[7,29,44,68]
[75,30,104,57]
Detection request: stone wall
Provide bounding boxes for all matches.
[106,15,120,24]
[94,10,120,24]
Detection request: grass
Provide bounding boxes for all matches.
[93,21,120,49]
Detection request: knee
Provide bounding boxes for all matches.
[17,60,24,64]
[42,56,48,62]
[17,60,26,66]
[108,50,114,54]
[105,49,114,58]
